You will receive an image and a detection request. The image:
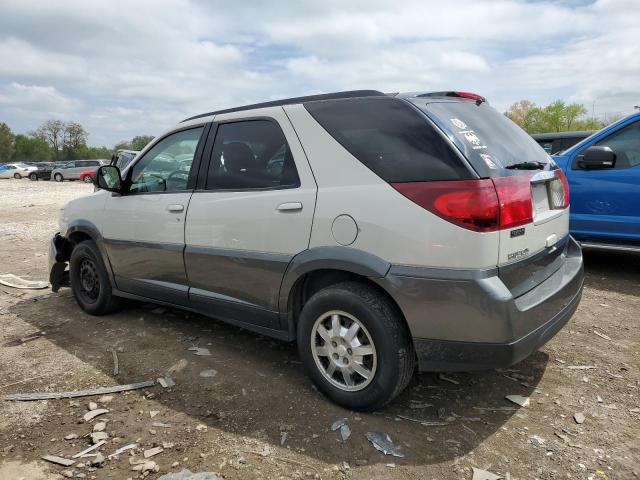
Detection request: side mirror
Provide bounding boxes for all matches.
[577,146,616,170]
[97,165,123,193]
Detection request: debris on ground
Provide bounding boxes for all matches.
[144,446,164,458]
[439,373,460,385]
[90,452,105,467]
[72,440,106,458]
[505,395,530,407]
[108,443,138,459]
[111,349,119,376]
[41,454,75,466]
[84,408,109,422]
[91,431,108,443]
[280,431,288,445]
[340,424,351,441]
[409,400,433,409]
[131,459,158,473]
[366,431,405,458]
[0,273,49,289]
[574,412,586,424]
[158,469,224,480]
[566,365,596,370]
[199,369,217,378]
[330,418,348,431]
[188,347,211,356]
[158,376,176,388]
[3,380,156,401]
[471,467,503,480]
[593,330,611,341]
[396,415,449,427]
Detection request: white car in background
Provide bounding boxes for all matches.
[0,163,38,179]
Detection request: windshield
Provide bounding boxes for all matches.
[414,100,551,174]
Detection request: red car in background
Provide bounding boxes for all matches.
[79,170,98,183]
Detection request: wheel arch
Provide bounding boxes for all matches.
[64,221,115,284]
[279,247,409,341]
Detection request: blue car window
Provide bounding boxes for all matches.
[595,121,640,169]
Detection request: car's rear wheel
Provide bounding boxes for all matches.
[13,173,21,179]
[54,173,63,182]
[83,175,94,183]
[69,240,122,315]
[297,281,415,410]
[29,172,38,181]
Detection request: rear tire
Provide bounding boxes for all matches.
[83,175,94,183]
[297,281,415,411]
[69,240,122,315]
[13,173,21,179]
[54,173,63,182]
[29,173,38,181]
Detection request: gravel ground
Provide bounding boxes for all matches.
[0,179,638,480]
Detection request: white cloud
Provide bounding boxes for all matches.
[0,0,638,145]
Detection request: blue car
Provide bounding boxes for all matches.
[553,112,640,252]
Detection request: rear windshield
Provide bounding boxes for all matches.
[414,100,551,173]
[304,97,473,182]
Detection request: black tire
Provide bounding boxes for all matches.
[13,173,21,179]
[69,240,122,315]
[29,173,38,181]
[297,281,415,411]
[54,173,63,182]
[83,175,94,183]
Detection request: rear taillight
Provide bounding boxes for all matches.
[550,169,570,209]
[392,175,534,232]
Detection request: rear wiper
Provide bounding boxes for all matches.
[505,161,546,170]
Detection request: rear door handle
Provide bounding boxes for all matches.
[277,202,303,212]
[166,204,184,213]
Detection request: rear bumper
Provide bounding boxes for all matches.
[377,236,584,371]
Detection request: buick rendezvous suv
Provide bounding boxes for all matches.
[49,90,584,410]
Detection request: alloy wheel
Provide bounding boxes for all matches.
[310,310,377,392]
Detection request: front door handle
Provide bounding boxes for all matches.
[166,204,184,213]
[277,202,303,212]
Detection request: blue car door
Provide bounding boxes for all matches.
[565,120,640,244]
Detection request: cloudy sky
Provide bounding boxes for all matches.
[0,0,638,146]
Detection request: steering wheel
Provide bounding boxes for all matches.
[166,170,189,189]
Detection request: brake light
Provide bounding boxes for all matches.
[492,175,533,229]
[452,91,486,103]
[392,176,534,232]
[552,168,570,208]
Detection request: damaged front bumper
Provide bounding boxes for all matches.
[49,233,71,292]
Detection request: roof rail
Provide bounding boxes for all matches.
[181,90,386,122]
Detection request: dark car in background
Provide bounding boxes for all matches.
[532,131,596,155]
[28,162,56,181]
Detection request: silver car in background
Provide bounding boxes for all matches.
[51,159,108,182]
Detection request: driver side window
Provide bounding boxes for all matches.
[128,127,203,194]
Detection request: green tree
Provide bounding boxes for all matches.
[35,119,65,160]
[13,134,53,161]
[0,122,16,163]
[130,135,154,151]
[62,122,88,160]
[505,100,537,126]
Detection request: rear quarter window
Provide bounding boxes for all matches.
[304,97,473,182]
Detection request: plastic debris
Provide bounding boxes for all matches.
[72,440,106,458]
[144,446,164,458]
[505,395,530,407]
[42,454,75,466]
[280,431,288,445]
[339,424,351,441]
[111,350,119,376]
[158,376,175,388]
[3,380,155,401]
[472,467,503,480]
[84,409,109,422]
[439,373,460,385]
[91,432,108,444]
[188,347,210,356]
[199,369,217,378]
[158,470,224,480]
[0,274,49,289]
[108,443,138,459]
[331,418,348,431]
[574,412,585,424]
[366,431,404,458]
[566,365,596,370]
[593,330,611,341]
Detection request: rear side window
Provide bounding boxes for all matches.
[206,120,300,190]
[304,97,472,182]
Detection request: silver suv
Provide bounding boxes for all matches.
[52,159,106,181]
[49,90,584,410]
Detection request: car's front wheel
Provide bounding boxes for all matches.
[69,240,122,315]
[13,173,21,179]
[29,172,38,181]
[54,173,63,182]
[297,281,415,411]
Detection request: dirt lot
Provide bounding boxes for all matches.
[0,179,638,480]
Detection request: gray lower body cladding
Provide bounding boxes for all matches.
[377,236,584,372]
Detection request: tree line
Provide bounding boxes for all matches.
[504,99,622,134]
[0,120,154,164]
